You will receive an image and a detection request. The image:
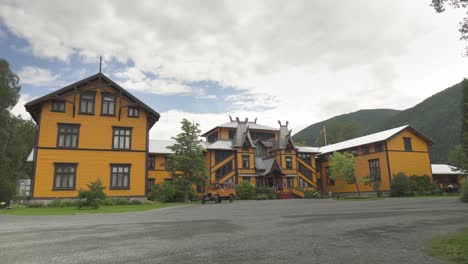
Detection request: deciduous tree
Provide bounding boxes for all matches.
[329,151,360,195]
[167,119,207,202]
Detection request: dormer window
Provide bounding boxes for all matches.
[51,100,65,112]
[79,92,95,114]
[242,142,249,151]
[128,106,139,118]
[101,93,116,116]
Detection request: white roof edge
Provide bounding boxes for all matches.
[431,164,466,175]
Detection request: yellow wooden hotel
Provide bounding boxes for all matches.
[26,73,434,200]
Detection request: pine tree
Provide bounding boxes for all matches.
[167,119,207,202]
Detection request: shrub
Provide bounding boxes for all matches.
[144,200,154,205]
[256,187,277,199]
[408,175,435,194]
[174,186,199,202]
[77,179,106,209]
[255,194,269,200]
[130,199,143,205]
[461,182,468,203]
[27,202,45,208]
[151,182,176,203]
[47,199,63,207]
[236,181,256,200]
[304,190,323,199]
[102,198,132,206]
[390,173,410,197]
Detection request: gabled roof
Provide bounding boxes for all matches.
[24,72,160,127]
[317,125,433,155]
[297,146,320,153]
[232,122,256,148]
[206,140,232,150]
[255,157,282,176]
[201,120,277,137]
[431,164,466,175]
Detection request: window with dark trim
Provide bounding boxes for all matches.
[51,100,65,112]
[287,177,294,188]
[53,163,77,190]
[215,160,233,180]
[207,132,218,143]
[113,127,132,150]
[375,143,384,152]
[369,159,381,181]
[215,150,232,164]
[79,92,95,114]
[286,143,293,153]
[165,156,173,171]
[243,176,251,183]
[298,153,311,164]
[128,107,139,118]
[228,130,235,140]
[101,93,116,116]
[326,166,334,186]
[242,142,249,152]
[362,146,369,155]
[285,156,293,169]
[298,178,309,188]
[242,155,250,168]
[57,124,80,148]
[350,148,357,156]
[148,156,155,170]
[110,164,130,189]
[403,137,412,152]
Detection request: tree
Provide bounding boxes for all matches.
[329,151,360,195]
[431,0,468,55]
[461,79,468,158]
[0,58,35,206]
[77,179,106,209]
[449,145,468,172]
[167,119,207,202]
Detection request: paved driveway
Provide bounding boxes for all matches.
[1,197,467,264]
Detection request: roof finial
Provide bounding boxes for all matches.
[236,117,240,123]
[245,117,248,123]
[229,115,233,122]
[286,121,289,127]
[99,56,102,73]
[254,117,257,123]
[278,120,282,126]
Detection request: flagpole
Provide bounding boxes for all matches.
[324,125,328,146]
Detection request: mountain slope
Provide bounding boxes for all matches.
[292,83,462,163]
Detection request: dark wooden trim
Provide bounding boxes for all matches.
[37,146,145,153]
[385,142,392,184]
[56,123,80,149]
[109,163,131,190]
[51,100,66,113]
[386,149,428,153]
[32,195,147,200]
[100,92,117,116]
[53,163,78,190]
[31,111,42,198]
[112,126,133,150]
[78,91,96,115]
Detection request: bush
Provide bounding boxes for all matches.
[102,198,132,206]
[256,187,277,199]
[130,199,143,205]
[174,186,199,202]
[390,173,410,197]
[77,179,106,209]
[27,202,45,208]
[304,190,323,199]
[255,194,269,200]
[236,181,256,200]
[461,182,468,203]
[151,182,176,203]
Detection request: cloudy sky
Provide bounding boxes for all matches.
[1,0,467,140]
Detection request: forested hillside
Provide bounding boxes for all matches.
[293,83,462,163]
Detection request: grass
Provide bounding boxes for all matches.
[425,228,468,264]
[0,202,186,216]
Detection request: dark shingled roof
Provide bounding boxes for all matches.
[273,122,297,150]
[255,157,278,176]
[232,122,256,148]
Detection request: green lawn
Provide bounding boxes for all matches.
[0,203,186,216]
[425,228,468,264]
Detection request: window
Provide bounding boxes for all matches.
[165,157,173,170]
[53,163,77,190]
[375,143,384,152]
[51,100,65,112]
[362,146,369,155]
[110,164,130,189]
[326,167,334,186]
[228,130,235,140]
[287,177,294,188]
[128,107,139,118]
[254,142,266,157]
[298,153,311,164]
[242,142,249,151]
[79,92,95,114]
[148,156,155,170]
[101,93,116,116]
[369,159,381,181]
[243,176,251,183]
[286,143,293,153]
[57,124,80,148]
[285,156,293,169]
[250,131,275,141]
[207,132,218,143]
[403,137,412,151]
[113,127,132,150]
[215,160,233,180]
[298,178,309,188]
[298,162,312,180]
[242,155,250,168]
[215,150,232,164]
[350,148,357,156]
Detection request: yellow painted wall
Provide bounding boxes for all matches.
[148,154,172,183]
[386,129,432,177]
[33,81,150,198]
[34,149,146,198]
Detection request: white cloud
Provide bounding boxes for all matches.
[10,93,35,119]
[2,0,468,136]
[17,66,57,86]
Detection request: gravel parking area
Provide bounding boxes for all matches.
[1,197,467,264]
